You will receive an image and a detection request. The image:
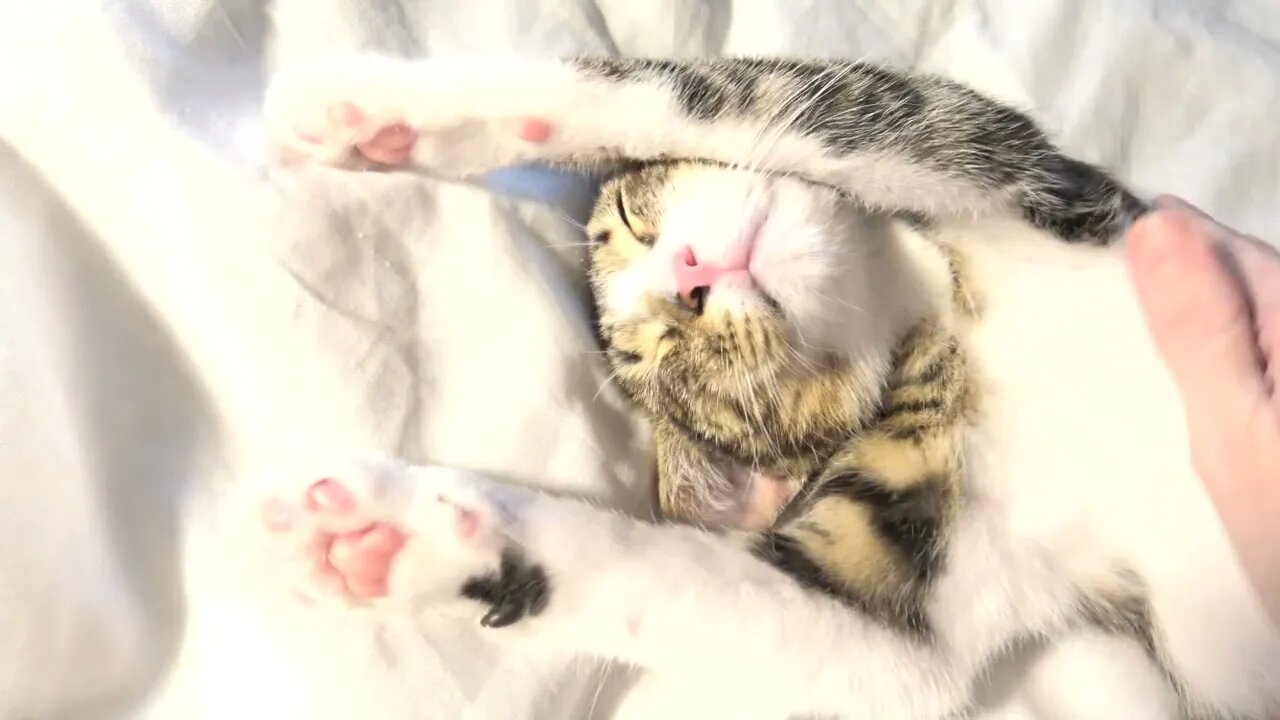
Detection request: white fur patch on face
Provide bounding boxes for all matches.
[743,176,860,340]
[603,256,659,322]
[600,166,775,322]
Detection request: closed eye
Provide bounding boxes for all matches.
[615,191,631,231]
[616,191,655,246]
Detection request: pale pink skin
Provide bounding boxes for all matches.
[733,472,803,533]
[1127,198,1280,628]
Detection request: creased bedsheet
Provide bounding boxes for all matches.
[1,1,1278,719]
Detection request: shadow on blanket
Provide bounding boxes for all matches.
[1,144,222,716]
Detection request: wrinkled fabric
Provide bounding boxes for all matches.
[0,1,1277,718]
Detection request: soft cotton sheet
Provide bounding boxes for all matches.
[1,1,1278,718]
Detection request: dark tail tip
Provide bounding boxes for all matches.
[1023,155,1147,246]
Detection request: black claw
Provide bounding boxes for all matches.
[480,600,525,629]
[460,547,551,629]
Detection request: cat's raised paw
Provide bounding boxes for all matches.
[260,472,410,601]
[264,58,424,169]
[264,56,559,176]
[255,457,543,618]
[267,100,419,169]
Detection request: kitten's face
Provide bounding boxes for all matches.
[587,161,899,469]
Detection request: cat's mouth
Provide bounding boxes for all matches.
[677,204,784,315]
[689,271,782,314]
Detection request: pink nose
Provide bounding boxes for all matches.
[671,246,752,312]
[673,246,726,296]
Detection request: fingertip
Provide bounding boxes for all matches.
[1125,202,1240,348]
[1149,196,1244,243]
[1125,205,1202,284]
[1126,205,1265,421]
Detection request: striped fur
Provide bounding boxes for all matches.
[573,57,1147,243]
[583,161,1235,714]
[590,165,972,634]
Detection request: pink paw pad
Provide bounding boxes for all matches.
[515,117,554,144]
[451,501,482,541]
[287,101,418,168]
[305,477,356,513]
[266,478,409,600]
[355,123,418,166]
[318,100,417,166]
[322,522,406,598]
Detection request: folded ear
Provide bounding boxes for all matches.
[653,423,801,532]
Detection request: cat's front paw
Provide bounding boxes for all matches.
[259,466,408,601]
[263,56,553,175]
[257,457,551,626]
[263,57,424,169]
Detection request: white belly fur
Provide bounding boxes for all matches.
[952,217,1280,711]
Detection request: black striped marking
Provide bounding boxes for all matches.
[810,472,948,579]
[751,527,932,637]
[751,530,848,599]
[460,547,551,628]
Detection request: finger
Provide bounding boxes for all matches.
[1156,196,1280,410]
[1140,199,1280,626]
[1125,200,1268,424]
[1220,233,1280,408]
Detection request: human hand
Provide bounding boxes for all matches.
[1126,196,1280,626]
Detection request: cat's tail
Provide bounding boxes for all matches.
[1020,153,1152,246]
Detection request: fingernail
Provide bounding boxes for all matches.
[1152,195,1238,238]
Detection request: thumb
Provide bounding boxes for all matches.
[1218,229,1280,413]
[1125,198,1266,425]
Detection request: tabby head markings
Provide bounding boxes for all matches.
[586,161,933,474]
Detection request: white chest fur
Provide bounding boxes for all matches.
[949,219,1280,713]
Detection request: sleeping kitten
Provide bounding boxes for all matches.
[253,55,1280,718]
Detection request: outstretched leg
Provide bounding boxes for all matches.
[257,457,546,623]
[251,456,1046,718]
[264,55,1147,243]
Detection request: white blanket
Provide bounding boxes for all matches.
[1,1,1277,718]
